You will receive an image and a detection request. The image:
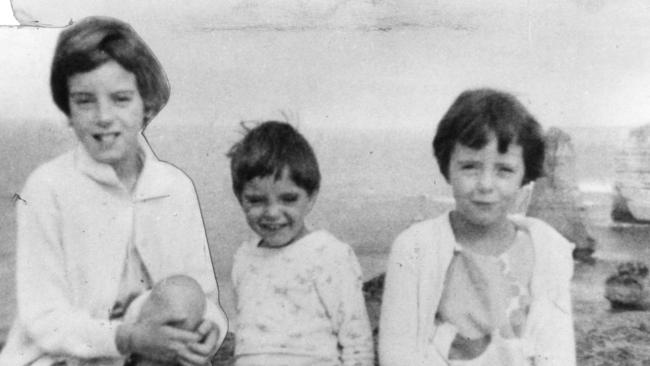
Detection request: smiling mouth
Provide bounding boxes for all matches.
[259,222,288,231]
[93,132,120,144]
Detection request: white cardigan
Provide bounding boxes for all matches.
[379,212,576,366]
[0,138,228,366]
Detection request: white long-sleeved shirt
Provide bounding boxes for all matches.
[379,212,576,366]
[232,230,374,366]
[0,137,228,366]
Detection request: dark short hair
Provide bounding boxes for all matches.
[432,88,545,185]
[50,16,170,126]
[228,121,321,199]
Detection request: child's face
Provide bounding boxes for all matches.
[240,168,316,248]
[67,60,145,169]
[447,134,525,228]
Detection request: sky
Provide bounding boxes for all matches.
[0,1,16,25]
[1,0,650,131]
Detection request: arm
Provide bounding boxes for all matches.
[14,175,122,359]
[178,179,229,348]
[378,234,424,366]
[315,245,374,366]
[532,238,576,366]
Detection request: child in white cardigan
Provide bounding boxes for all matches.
[228,121,374,366]
[0,16,227,366]
[380,89,576,366]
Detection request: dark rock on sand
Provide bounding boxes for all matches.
[604,261,650,310]
[526,127,596,263]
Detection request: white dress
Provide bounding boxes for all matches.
[440,228,536,366]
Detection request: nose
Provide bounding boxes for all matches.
[476,169,495,192]
[95,99,114,127]
[262,202,282,219]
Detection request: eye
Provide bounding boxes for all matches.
[243,195,266,205]
[113,92,134,105]
[279,193,299,204]
[460,163,478,171]
[497,166,516,176]
[70,93,95,106]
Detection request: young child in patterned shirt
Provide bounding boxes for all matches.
[227,121,374,366]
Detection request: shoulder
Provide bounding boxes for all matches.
[233,238,257,260]
[145,158,199,198]
[303,231,364,280]
[391,214,451,255]
[21,150,75,196]
[394,218,437,243]
[514,215,574,254]
[302,230,356,261]
[513,215,575,277]
[153,159,195,186]
[231,240,258,274]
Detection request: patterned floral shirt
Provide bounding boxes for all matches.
[232,230,374,366]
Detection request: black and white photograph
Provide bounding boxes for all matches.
[1,1,650,365]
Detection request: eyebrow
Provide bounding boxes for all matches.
[454,158,480,164]
[69,88,137,95]
[68,91,93,96]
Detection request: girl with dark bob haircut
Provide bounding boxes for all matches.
[380,89,575,365]
[0,16,227,366]
[50,16,170,126]
[433,88,545,186]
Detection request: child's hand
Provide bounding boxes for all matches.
[116,318,201,364]
[179,319,221,366]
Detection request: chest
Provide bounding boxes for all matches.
[54,181,187,291]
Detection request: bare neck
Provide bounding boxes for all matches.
[449,210,516,256]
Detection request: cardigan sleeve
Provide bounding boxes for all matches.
[379,221,454,366]
[176,178,229,347]
[531,230,576,366]
[14,172,123,359]
[314,244,374,366]
[379,231,426,366]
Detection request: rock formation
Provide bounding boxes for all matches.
[612,123,650,223]
[605,261,650,310]
[526,127,596,262]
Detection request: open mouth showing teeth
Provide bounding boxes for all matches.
[93,132,120,143]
